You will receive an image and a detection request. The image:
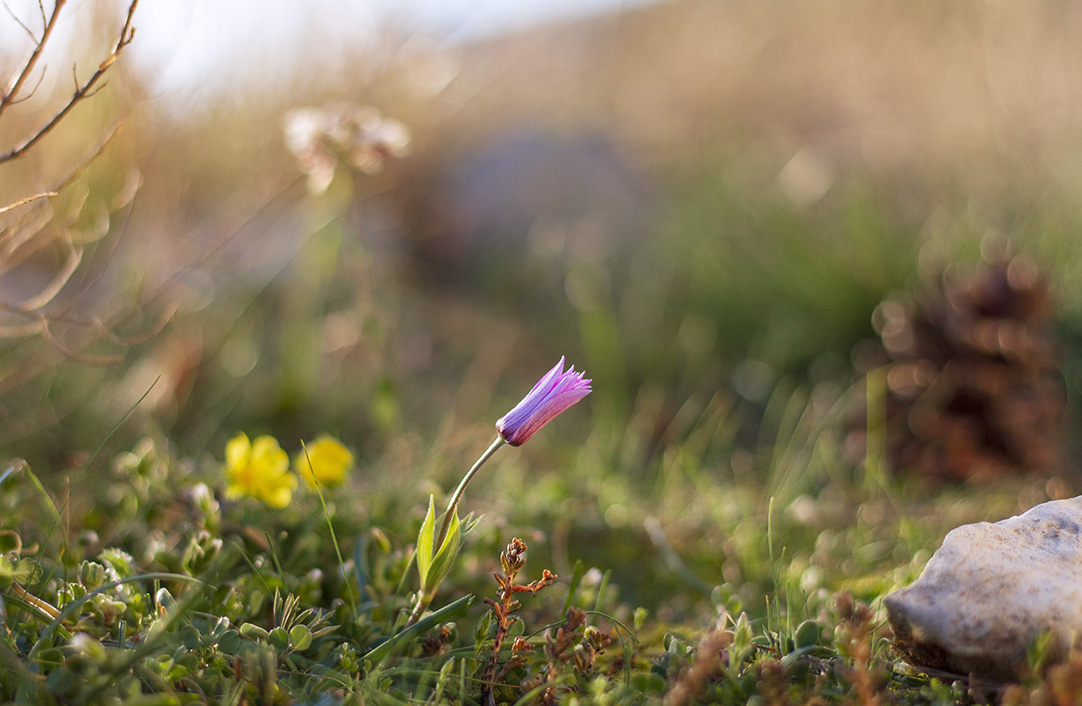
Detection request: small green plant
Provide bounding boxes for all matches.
[406,357,591,625]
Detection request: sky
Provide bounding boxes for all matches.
[2,0,660,112]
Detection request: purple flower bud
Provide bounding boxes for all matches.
[496,357,592,446]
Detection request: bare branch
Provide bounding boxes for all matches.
[8,66,47,106]
[82,80,109,101]
[0,0,161,379]
[0,0,139,164]
[2,1,37,42]
[0,0,66,118]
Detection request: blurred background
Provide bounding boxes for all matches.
[2,0,1082,605]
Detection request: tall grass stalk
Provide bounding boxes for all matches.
[301,440,359,615]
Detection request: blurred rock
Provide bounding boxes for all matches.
[394,130,653,295]
[886,496,1082,680]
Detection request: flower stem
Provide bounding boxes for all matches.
[434,436,505,550]
[405,436,505,628]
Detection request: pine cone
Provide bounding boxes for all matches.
[866,255,1064,481]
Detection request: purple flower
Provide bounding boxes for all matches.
[496,357,592,446]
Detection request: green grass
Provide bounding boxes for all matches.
[3,142,1082,704]
[0,381,1071,704]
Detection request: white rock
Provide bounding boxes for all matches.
[885,496,1082,680]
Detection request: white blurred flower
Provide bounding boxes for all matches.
[283,105,411,194]
[345,107,411,174]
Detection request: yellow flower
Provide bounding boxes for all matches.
[294,436,354,488]
[225,433,296,508]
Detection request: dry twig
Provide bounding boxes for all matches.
[0,1,159,370]
[0,0,140,164]
[481,538,557,705]
[0,0,65,117]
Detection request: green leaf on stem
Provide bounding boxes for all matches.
[416,495,437,592]
[424,508,461,600]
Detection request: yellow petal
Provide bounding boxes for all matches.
[225,433,252,470]
[251,435,289,474]
[296,436,353,488]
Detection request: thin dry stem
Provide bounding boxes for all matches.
[0,192,57,216]
[17,239,81,310]
[10,581,61,620]
[0,126,157,368]
[40,316,123,364]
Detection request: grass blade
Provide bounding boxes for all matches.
[363,593,474,665]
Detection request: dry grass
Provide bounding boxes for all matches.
[440,0,1082,186]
